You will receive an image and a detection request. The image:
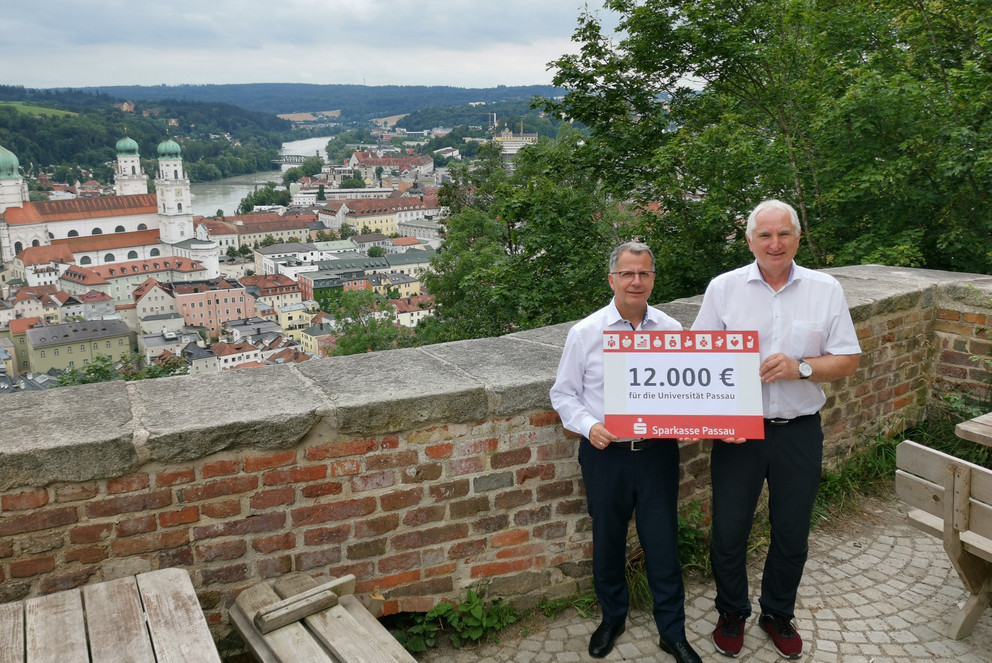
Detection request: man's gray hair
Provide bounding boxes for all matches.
[609,241,655,272]
[745,199,801,239]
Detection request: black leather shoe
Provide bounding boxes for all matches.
[588,620,625,658]
[659,638,703,663]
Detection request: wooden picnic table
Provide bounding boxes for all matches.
[0,567,220,663]
[955,412,992,447]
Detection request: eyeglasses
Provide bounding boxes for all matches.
[610,271,656,282]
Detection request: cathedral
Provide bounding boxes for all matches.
[0,136,220,288]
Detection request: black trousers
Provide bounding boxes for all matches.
[710,413,823,620]
[579,437,687,641]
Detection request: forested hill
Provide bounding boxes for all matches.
[78,83,565,120]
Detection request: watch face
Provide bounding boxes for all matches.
[799,361,813,378]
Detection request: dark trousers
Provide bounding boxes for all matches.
[710,413,823,620]
[579,437,687,641]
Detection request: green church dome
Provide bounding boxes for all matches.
[0,143,20,179]
[157,138,182,159]
[116,136,140,156]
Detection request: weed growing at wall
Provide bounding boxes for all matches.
[387,589,520,653]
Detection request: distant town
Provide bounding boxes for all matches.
[0,124,539,393]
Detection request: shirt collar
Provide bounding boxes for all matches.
[608,298,660,329]
[745,260,799,288]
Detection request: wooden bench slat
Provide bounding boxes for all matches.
[24,590,88,663]
[906,508,944,538]
[232,579,338,663]
[0,602,24,663]
[969,498,992,544]
[82,576,157,663]
[304,604,398,663]
[895,470,943,518]
[136,568,222,663]
[955,413,992,446]
[338,595,418,663]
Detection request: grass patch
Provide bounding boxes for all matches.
[0,101,77,117]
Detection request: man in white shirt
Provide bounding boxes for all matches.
[691,200,861,659]
[551,241,702,663]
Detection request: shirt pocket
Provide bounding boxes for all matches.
[790,321,824,358]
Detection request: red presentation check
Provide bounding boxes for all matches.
[603,330,765,440]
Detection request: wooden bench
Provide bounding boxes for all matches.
[230,573,417,663]
[0,567,220,663]
[895,439,992,639]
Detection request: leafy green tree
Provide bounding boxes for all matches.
[330,290,414,356]
[226,246,239,259]
[341,177,365,189]
[238,244,253,257]
[317,185,326,201]
[544,0,992,290]
[368,245,385,257]
[339,223,357,240]
[237,182,291,214]
[260,234,277,247]
[56,355,121,386]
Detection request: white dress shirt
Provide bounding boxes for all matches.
[550,298,683,439]
[691,262,861,419]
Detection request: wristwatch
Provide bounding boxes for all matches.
[798,359,813,380]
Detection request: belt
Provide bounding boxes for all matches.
[610,438,662,451]
[764,413,818,426]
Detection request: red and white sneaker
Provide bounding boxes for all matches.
[712,612,745,657]
[759,614,803,659]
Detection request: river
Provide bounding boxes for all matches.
[189,136,333,217]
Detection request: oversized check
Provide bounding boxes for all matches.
[603,330,765,440]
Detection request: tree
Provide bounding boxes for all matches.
[226,246,239,259]
[238,244,253,257]
[330,290,414,356]
[340,177,365,189]
[368,245,385,257]
[544,0,992,293]
[317,184,326,201]
[339,223,357,240]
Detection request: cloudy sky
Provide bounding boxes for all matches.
[3,1,621,89]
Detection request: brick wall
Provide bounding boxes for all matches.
[1,266,991,639]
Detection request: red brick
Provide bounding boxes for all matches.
[529,410,560,427]
[425,443,452,459]
[201,500,241,518]
[391,524,468,550]
[367,450,418,470]
[180,477,258,502]
[159,506,199,529]
[250,487,296,510]
[306,438,378,460]
[116,515,157,538]
[494,489,532,510]
[107,474,150,494]
[291,498,376,527]
[514,505,551,526]
[348,538,387,559]
[54,484,98,503]
[424,562,457,578]
[112,530,189,557]
[244,450,297,472]
[449,457,484,476]
[202,460,239,478]
[302,483,343,498]
[473,514,509,534]
[196,539,247,563]
[496,543,546,559]
[450,496,490,519]
[491,529,529,548]
[936,309,960,321]
[303,524,351,546]
[379,551,421,574]
[295,547,342,571]
[10,556,56,578]
[537,480,574,502]
[456,438,498,456]
[355,514,400,538]
[470,558,533,578]
[253,532,296,554]
[557,499,585,515]
[85,491,172,519]
[193,512,285,540]
[534,521,567,540]
[400,463,442,483]
[0,507,78,537]
[516,464,555,483]
[380,488,422,511]
[327,562,376,585]
[380,435,400,450]
[351,471,396,493]
[403,505,447,526]
[428,479,469,502]
[39,569,95,594]
[159,546,195,568]
[376,569,421,590]
[65,546,108,564]
[2,489,49,511]
[328,460,361,477]
[70,523,112,544]
[201,563,248,585]
[257,556,293,578]
[263,465,327,486]
[537,441,573,461]
[491,448,531,469]
[156,469,195,487]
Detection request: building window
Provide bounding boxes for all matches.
[80,345,85,351]
[105,253,116,262]
[106,341,111,348]
[128,251,138,259]
[54,349,59,355]
[40,351,46,358]
[150,248,160,257]
[67,347,72,353]
[116,225,126,233]
[92,228,103,235]
[80,256,92,265]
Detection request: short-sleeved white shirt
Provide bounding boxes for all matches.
[550,298,682,439]
[691,262,861,419]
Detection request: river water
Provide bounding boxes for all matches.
[189,136,332,217]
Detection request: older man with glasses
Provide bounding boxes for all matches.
[551,241,702,663]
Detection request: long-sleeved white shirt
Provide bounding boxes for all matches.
[550,298,682,438]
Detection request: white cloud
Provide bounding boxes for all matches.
[2,0,621,89]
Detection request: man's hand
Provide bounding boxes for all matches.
[589,422,618,449]
[759,353,799,383]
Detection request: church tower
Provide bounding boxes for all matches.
[113,134,149,196]
[154,138,194,245]
[0,143,29,264]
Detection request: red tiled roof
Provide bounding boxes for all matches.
[52,229,162,252]
[9,317,44,334]
[3,195,158,225]
[89,256,203,279]
[16,244,76,265]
